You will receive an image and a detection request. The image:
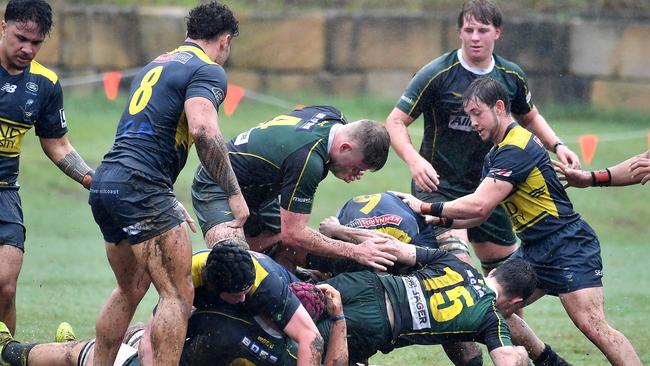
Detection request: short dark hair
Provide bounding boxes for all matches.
[4,0,53,37]
[457,0,502,29]
[204,238,255,294]
[186,1,239,41]
[462,77,511,114]
[348,120,390,171]
[491,258,537,301]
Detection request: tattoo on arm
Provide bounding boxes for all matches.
[194,128,240,196]
[55,150,94,184]
[309,336,324,365]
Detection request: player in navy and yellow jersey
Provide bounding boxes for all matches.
[0,0,94,336]
[192,106,398,272]
[398,77,642,365]
[88,3,248,365]
[385,0,580,274]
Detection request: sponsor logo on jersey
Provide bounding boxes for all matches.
[234,129,251,145]
[0,122,29,154]
[298,113,326,131]
[532,135,543,148]
[292,196,313,204]
[448,114,473,132]
[526,91,532,104]
[488,168,512,177]
[26,82,38,93]
[1,83,17,93]
[240,336,279,364]
[402,276,431,330]
[59,108,67,128]
[349,214,403,229]
[465,269,486,298]
[154,51,193,64]
[212,87,225,105]
[20,99,35,122]
[400,95,414,106]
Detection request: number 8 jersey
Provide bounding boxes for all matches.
[102,42,227,188]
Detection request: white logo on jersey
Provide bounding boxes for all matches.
[234,129,251,145]
[1,83,17,93]
[448,114,473,132]
[402,276,431,330]
[59,108,67,128]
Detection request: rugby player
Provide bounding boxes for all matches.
[88,2,248,364]
[191,105,398,271]
[0,0,94,335]
[385,0,580,274]
[398,77,642,366]
[553,150,650,187]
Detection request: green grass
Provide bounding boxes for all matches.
[14,89,650,365]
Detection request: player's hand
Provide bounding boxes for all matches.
[629,154,650,185]
[353,237,398,272]
[423,215,441,226]
[552,159,590,188]
[407,155,439,192]
[391,191,426,214]
[344,169,365,183]
[316,284,343,317]
[226,193,250,228]
[176,201,197,233]
[555,144,581,169]
[319,216,342,238]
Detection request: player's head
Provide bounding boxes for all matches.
[462,77,510,143]
[2,0,52,71]
[457,0,502,66]
[488,258,537,315]
[186,1,238,64]
[289,282,326,321]
[330,120,390,182]
[204,238,255,304]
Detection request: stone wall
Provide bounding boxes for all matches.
[32,6,650,111]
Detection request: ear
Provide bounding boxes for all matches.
[495,99,506,115]
[494,27,501,40]
[339,141,353,153]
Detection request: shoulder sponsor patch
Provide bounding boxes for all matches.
[153,51,194,64]
[488,168,512,177]
[298,113,326,131]
[59,108,67,128]
[400,95,414,106]
[211,87,225,105]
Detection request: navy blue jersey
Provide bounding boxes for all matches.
[192,249,301,329]
[102,42,227,188]
[0,61,67,188]
[337,192,437,248]
[482,123,580,243]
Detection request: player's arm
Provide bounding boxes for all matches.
[553,150,650,187]
[281,209,398,271]
[316,284,348,366]
[319,216,397,243]
[282,305,324,366]
[185,97,249,227]
[40,135,94,189]
[489,346,529,366]
[394,178,513,228]
[385,107,440,192]
[515,106,580,169]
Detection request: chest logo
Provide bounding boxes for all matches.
[1,83,17,93]
[448,114,473,132]
[26,82,38,93]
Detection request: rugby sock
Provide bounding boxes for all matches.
[533,343,572,366]
[465,355,483,366]
[1,341,35,366]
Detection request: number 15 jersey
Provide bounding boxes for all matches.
[102,42,227,188]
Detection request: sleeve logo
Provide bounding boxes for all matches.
[59,108,67,128]
[488,168,512,177]
[211,87,225,105]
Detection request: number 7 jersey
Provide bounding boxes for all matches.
[102,42,228,188]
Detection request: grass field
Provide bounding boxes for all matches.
[13,88,650,365]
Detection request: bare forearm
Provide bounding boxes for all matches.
[54,150,94,186]
[442,194,491,221]
[517,112,559,150]
[297,335,324,366]
[385,115,418,163]
[285,227,358,260]
[194,130,240,196]
[324,322,347,366]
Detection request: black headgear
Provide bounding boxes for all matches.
[205,238,255,294]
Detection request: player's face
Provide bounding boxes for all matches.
[458,15,500,68]
[1,20,45,73]
[465,98,500,143]
[330,147,369,183]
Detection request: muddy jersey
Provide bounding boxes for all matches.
[194,105,346,213]
[0,61,67,188]
[192,249,301,329]
[378,250,512,351]
[395,49,533,197]
[482,123,580,243]
[337,192,437,248]
[101,42,227,188]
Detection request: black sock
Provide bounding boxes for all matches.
[533,344,572,366]
[1,341,35,366]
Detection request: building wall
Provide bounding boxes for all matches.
[29,6,650,111]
